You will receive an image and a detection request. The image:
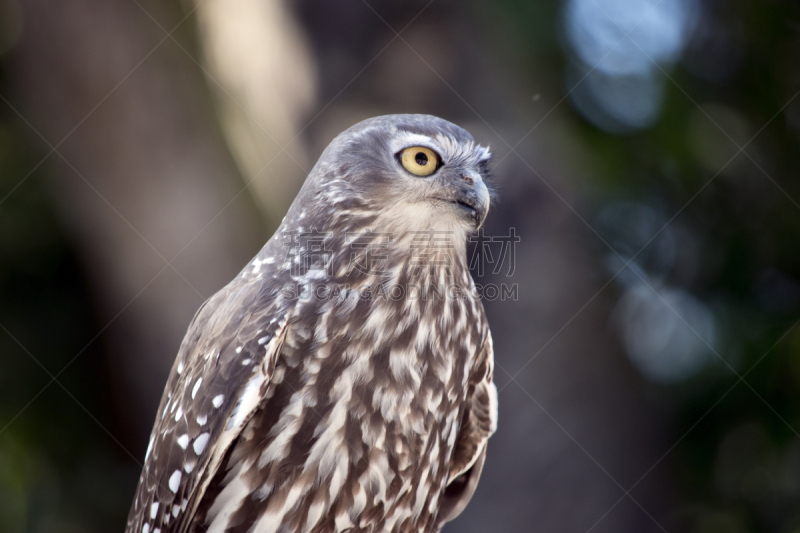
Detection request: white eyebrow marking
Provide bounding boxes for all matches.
[388,131,441,156]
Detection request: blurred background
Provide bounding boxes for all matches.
[1,0,799,531]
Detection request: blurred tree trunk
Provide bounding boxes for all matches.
[193,0,317,228]
[7,0,268,453]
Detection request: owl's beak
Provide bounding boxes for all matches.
[443,170,490,229]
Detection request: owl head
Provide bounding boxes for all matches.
[293,114,492,240]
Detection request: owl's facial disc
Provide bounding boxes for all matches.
[382,126,492,231]
[395,144,489,229]
[397,146,489,229]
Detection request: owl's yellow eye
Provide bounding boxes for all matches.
[399,146,440,176]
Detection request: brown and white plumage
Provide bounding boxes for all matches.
[126,114,497,533]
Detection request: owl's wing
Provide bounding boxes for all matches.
[125,279,289,533]
[436,333,498,529]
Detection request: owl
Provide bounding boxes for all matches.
[125,114,498,533]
